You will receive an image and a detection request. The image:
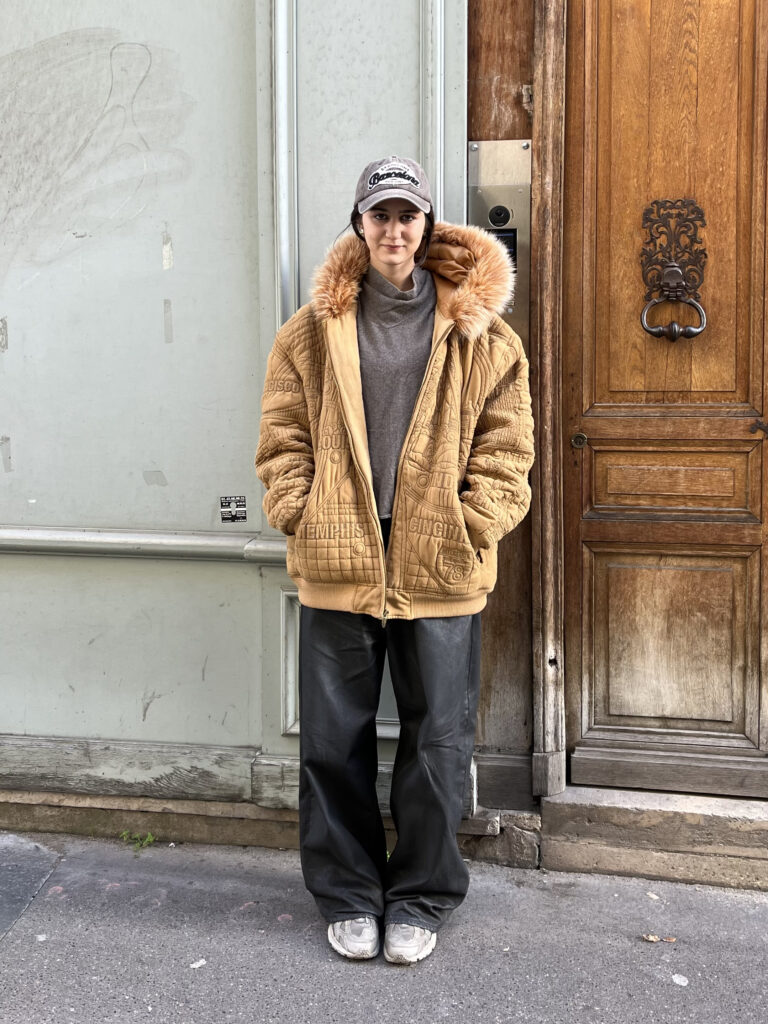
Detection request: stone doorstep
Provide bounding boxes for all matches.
[0,790,501,852]
[4,786,768,891]
[540,786,768,892]
[458,811,542,870]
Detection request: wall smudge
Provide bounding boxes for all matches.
[142,470,168,486]
[141,689,162,721]
[163,298,173,343]
[0,29,194,286]
[0,436,12,472]
[162,228,174,270]
[0,317,7,352]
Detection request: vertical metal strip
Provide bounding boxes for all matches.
[281,591,301,735]
[420,0,445,219]
[273,0,299,323]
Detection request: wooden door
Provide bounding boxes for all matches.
[563,0,768,796]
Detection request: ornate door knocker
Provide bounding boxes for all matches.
[640,199,708,341]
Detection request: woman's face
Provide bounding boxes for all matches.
[359,198,426,281]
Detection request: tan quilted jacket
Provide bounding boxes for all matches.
[255,222,535,621]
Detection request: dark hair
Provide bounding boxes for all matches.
[349,206,435,266]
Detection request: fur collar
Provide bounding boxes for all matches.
[310,221,514,340]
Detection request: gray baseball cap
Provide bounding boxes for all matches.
[354,156,432,215]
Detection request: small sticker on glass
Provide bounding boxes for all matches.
[220,495,247,522]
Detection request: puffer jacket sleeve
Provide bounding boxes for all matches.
[255,328,315,536]
[460,324,535,550]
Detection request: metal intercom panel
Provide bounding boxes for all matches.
[468,140,532,349]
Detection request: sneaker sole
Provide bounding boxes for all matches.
[383,930,437,965]
[327,923,380,960]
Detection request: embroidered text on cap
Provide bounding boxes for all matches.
[368,164,420,190]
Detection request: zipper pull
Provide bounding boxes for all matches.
[381,608,389,628]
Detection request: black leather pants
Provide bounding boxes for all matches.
[298,518,482,932]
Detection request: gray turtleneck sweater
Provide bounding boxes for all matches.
[356,265,436,519]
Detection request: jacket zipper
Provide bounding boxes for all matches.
[332,392,389,622]
[322,324,389,623]
[332,320,453,627]
[385,321,454,620]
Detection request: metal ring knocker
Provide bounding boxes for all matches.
[641,296,707,342]
[639,199,708,343]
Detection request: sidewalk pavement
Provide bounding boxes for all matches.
[0,830,766,1024]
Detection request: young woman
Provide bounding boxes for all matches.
[255,156,534,965]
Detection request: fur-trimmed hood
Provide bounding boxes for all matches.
[310,222,514,340]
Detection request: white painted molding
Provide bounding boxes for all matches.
[281,590,301,735]
[420,0,445,217]
[273,0,299,323]
[0,526,286,563]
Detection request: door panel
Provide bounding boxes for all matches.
[586,440,761,520]
[564,0,768,795]
[585,0,762,411]
[584,545,759,735]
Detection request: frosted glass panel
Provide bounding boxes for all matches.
[0,1,263,532]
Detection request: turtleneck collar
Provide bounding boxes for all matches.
[363,265,429,301]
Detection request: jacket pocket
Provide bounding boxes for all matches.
[292,471,380,585]
[452,492,499,595]
[453,490,482,561]
[473,538,498,594]
[285,533,300,579]
[456,492,499,593]
[404,505,480,594]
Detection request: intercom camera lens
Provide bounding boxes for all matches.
[488,205,511,227]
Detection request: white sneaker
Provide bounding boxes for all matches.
[383,923,437,965]
[327,917,380,959]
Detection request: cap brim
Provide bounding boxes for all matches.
[358,189,431,215]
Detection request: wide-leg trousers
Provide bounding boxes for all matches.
[298,517,482,932]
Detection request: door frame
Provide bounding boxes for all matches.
[530,0,568,796]
[552,0,768,800]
